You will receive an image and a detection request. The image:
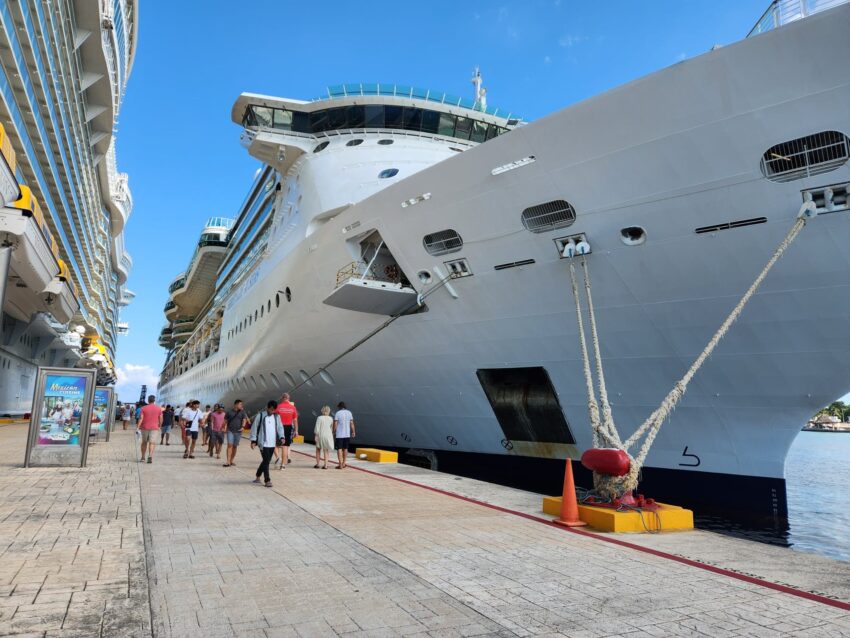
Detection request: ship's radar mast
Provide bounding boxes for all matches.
[471,66,487,111]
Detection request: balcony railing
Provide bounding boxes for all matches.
[335,261,402,287]
[168,276,187,293]
[164,300,176,312]
[748,0,848,36]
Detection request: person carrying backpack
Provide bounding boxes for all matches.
[250,401,284,488]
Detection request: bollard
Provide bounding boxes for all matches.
[553,458,586,527]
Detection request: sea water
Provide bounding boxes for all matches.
[785,431,850,562]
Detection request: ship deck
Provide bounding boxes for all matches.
[0,424,847,637]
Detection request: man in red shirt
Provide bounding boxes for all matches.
[137,394,163,464]
[275,392,298,469]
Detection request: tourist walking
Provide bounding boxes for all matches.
[223,399,249,467]
[160,405,174,445]
[333,402,355,469]
[275,392,298,469]
[182,400,202,459]
[137,395,163,464]
[201,404,212,448]
[250,401,284,487]
[313,406,334,469]
[208,404,226,459]
[179,401,192,448]
[121,404,132,430]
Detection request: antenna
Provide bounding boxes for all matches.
[471,66,487,111]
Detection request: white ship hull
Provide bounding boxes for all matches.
[161,6,850,523]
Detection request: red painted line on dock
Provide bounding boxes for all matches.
[293,450,850,611]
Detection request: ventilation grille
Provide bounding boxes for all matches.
[494,259,535,271]
[423,229,463,256]
[695,217,767,234]
[521,200,576,233]
[760,131,849,182]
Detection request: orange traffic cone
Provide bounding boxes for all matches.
[553,458,586,527]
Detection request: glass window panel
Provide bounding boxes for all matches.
[421,110,440,134]
[384,105,403,129]
[272,109,292,130]
[443,94,461,106]
[362,83,378,95]
[292,111,310,133]
[310,109,329,132]
[438,113,456,137]
[346,105,365,128]
[242,107,256,127]
[412,87,429,99]
[485,123,498,140]
[328,107,346,129]
[459,97,475,109]
[327,84,345,97]
[454,116,472,140]
[364,105,384,128]
[253,106,272,127]
[471,120,488,143]
[344,83,362,96]
[403,107,422,131]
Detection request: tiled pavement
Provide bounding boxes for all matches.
[1,424,849,637]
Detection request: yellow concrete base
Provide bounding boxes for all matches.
[543,496,693,532]
[292,435,305,444]
[354,447,398,463]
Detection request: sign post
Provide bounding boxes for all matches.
[24,367,97,467]
[91,386,115,442]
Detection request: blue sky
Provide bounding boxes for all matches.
[112,0,767,399]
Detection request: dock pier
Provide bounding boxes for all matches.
[0,424,847,637]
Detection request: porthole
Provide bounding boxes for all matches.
[269,372,281,387]
[377,139,394,145]
[346,139,364,147]
[260,306,264,318]
[258,374,267,388]
[423,229,463,256]
[378,168,399,179]
[620,226,646,246]
[417,270,432,284]
[319,370,335,385]
[275,293,280,307]
[250,376,258,389]
[299,370,315,387]
[285,287,292,302]
[313,141,330,153]
[760,131,849,182]
[521,200,576,233]
[282,371,296,387]
[267,300,271,312]
[254,310,258,321]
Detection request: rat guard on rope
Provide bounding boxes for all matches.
[566,201,817,501]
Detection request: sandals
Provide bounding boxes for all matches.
[313,464,320,469]
[183,453,188,459]
[322,466,328,470]
[188,455,195,459]
[222,464,230,467]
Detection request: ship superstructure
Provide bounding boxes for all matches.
[159,1,850,526]
[0,0,137,411]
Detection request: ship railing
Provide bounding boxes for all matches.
[335,262,400,287]
[748,0,847,36]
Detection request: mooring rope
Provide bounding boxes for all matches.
[570,203,814,498]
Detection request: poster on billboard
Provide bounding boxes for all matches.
[24,367,97,467]
[91,386,115,442]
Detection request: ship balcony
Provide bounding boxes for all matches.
[40,260,80,325]
[323,261,418,316]
[0,186,60,295]
[168,275,187,295]
[172,317,196,339]
[172,238,229,316]
[0,123,21,206]
[164,300,178,320]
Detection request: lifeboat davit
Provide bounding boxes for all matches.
[581,448,631,476]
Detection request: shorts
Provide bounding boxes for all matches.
[187,430,199,440]
[161,425,172,433]
[226,431,241,446]
[334,437,350,451]
[211,431,224,444]
[282,425,293,447]
[140,429,158,443]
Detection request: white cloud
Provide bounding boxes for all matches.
[115,363,159,404]
[558,34,587,47]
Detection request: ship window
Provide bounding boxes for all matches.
[299,370,315,387]
[292,111,310,133]
[267,300,271,312]
[485,124,499,140]
[252,106,272,127]
[421,110,440,134]
[378,168,399,179]
[310,110,329,132]
[275,293,280,307]
[328,108,346,129]
[285,287,292,302]
[254,310,258,321]
[272,109,292,130]
[438,113,456,137]
[313,141,330,153]
[260,306,264,317]
[403,107,422,130]
[377,139,394,145]
[471,120,488,143]
[346,139,364,147]
[364,105,384,128]
[521,200,576,233]
[283,371,296,387]
[423,229,463,256]
[455,117,472,140]
[760,131,849,182]
[346,105,365,128]
[269,372,280,387]
[384,105,403,129]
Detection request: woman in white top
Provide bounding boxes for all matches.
[313,406,334,469]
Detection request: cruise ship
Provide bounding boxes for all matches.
[159,1,850,525]
[0,0,137,413]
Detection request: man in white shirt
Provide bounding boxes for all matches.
[181,400,202,459]
[250,401,284,487]
[333,402,356,469]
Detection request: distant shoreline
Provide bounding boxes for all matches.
[801,427,850,433]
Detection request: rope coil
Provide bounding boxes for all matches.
[569,207,812,499]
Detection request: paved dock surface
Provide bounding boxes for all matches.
[0,425,848,637]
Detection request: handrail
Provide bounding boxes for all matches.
[748,0,847,36]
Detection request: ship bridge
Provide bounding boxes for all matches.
[169,217,233,317]
[231,83,521,173]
